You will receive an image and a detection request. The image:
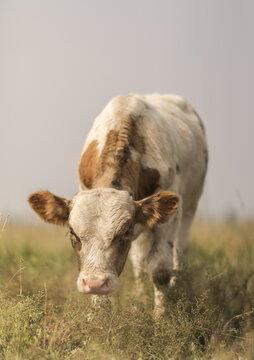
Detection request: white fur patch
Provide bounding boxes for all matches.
[75,93,207,304]
[69,188,135,242]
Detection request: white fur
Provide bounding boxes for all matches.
[75,94,207,309]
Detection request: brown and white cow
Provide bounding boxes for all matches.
[28,93,208,312]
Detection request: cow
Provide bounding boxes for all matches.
[28,93,208,314]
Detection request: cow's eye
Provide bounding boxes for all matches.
[69,228,81,243]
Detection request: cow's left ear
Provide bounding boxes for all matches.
[134,191,179,227]
[28,190,71,226]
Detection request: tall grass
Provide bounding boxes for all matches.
[0,221,253,359]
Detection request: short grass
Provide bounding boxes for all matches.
[0,220,254,359]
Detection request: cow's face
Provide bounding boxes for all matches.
[69,189,135,294]
[28,188,178,295]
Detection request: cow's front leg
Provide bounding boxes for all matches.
[146,212,181,316]
[130,228,153,298]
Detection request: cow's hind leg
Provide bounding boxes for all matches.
[170,207,197,287]
[173,209,195,270]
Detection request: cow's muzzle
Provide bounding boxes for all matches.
[77,273,118,294]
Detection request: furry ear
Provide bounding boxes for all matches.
[135,191,179,227]
[28,190,70,226]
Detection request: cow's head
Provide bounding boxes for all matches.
[28,188,178,294]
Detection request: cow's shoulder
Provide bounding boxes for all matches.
[107,93,150,117]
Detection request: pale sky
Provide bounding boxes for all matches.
[0,0,253,221]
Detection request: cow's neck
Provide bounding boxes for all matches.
[92,116,141,197]
[80,114,160,200]
[93,157,140,198]
[93,161,160,201]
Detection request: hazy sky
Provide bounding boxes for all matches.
[1,0,253,221]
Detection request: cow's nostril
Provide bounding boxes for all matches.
[100,280,108,291]
[82,278,109,293]
[100,279,109,291]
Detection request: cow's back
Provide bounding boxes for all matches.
[138,94,208,212]
[79,94,208,211]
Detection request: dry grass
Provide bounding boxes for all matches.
[0,220,254,359]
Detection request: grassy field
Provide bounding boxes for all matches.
[0,219,253,359]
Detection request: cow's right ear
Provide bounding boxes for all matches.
[28,190,71,226]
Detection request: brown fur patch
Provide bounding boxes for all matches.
[78,115,161,200]
[28,191,70,226]
[96,115,145,178]
[135,191,179,227]
[94,115,146,196]
[137,166,160,200]
[115,115,133,162]
[96,130,119,178]
[78,140,98,188]
[152,268,171,287]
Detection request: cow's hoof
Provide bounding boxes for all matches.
[169,275,177,287]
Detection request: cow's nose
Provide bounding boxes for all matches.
[82,278,109,294]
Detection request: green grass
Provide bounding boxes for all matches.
[0,221,254,359]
